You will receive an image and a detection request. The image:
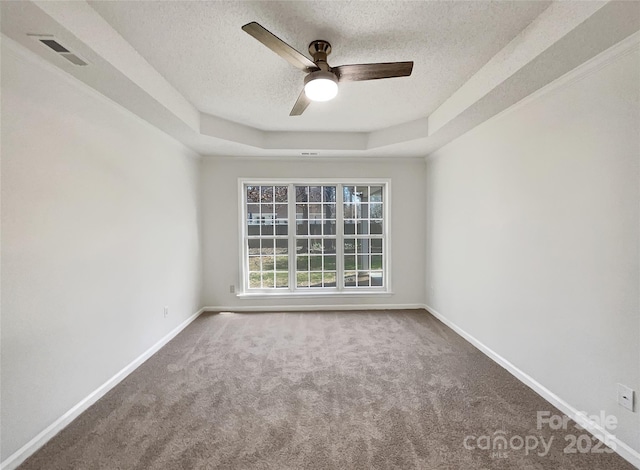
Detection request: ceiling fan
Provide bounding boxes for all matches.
[242,22,414,116]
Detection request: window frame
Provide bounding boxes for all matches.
[237,178,392,297]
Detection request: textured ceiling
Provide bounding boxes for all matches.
[88,0,550,132]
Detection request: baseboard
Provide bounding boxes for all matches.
[423,304,640,469]
[0,308,205,470]
[203,303,425,313]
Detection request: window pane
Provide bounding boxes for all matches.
[297,255,309,271]
[357,186,369,202]
[343,186,355,203]
[309,186,322,202]
[344,220,355,235]
[370,220,383,235]
[275,224,288,236]
[344,255,355,270]
[247,204,259,217]
[248,224,260,236]
[309,256,322,270]
[296,186,308,202]
[261,224,273,236]
[275,238,288,251]
[309,204,322,219]
[296,272,309,287]
[323,186,336,202]
[248,257,260,271]
[370,186,383,202]
[309,220,322,235]
[249,272,261,288]
[276,272,288,288]
[323,239,336,253]
[344,239,355,253]
[323,272,336,287]
[323,220,336,235]
[357,272,370,286]
[371,255,383,270]
[344,271,356,287]
[370,203,383,219]
[344,204,355,219]
[275,255,288,271]
[261,256,274,271]
[261,203,274,216]
[357,220,369,235]
[324,255,336,270]
[358,203,369,219]
[296,239,308,254]
[296,220,308,235]
[260,186,273,202]
[247,186,260,203]
[371,271,383,287]
[309,239,323,253]
[357,254,369,270]
[309,272,323,288]
[274,186,288,203]
[275,204,288,219]
[323,204,336,219]
[372,239,383,253]
[248,239,260,254]
[262,272,275,288]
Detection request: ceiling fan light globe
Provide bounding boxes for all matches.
[304,71,338,102]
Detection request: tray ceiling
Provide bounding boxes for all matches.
[2,1,638,157]
[88,0,550,132]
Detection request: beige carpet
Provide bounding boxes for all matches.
[20,310,633,469]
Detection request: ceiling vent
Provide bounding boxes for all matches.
[29,35,88,66]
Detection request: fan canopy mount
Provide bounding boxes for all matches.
[308,40,332,67]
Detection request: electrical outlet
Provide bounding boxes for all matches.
[163,306,169,318]
[617,383,635,411]
[229,285,235,294]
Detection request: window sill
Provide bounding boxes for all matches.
[236,290,393,300]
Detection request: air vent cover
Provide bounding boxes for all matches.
[30,35,88,66]
[61,53,87,66]
[39,39,69,53]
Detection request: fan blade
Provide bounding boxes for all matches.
[333,62,413,82]
[242,22,318,72]
[290,88,311,116]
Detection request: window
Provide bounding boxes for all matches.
[240,180,389,295]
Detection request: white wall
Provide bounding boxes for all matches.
[425,42,640,453]
[201,157,426,309]
[1,41,202,461]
